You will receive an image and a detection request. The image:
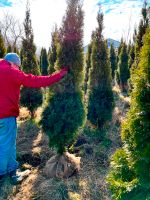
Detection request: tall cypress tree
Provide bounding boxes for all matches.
[39,47,44,73]
[107,28,150,200]
[128,44,135,93]
[0,30,6,58]
[87,10,114,129]
[127,40,132,54]
[115,38,124,83]
[84,43,92,94]
[20,2,43,118]
[117,38,124,62]
[135,0,149,63]
[109,43,117,79]
[40,48,49,75]
[41,0,85,155]
[128,44,135,69]
[129,2,149,93]
[49,26,59,74]
[117,43,130,92]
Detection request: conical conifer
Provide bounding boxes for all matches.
[87,10,114,129]
[0,31,6,58]
[41,0,85,154]
[20,2,43,118]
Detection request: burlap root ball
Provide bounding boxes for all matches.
[44,152,81,178]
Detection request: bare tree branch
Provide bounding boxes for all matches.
[0,12,23,49]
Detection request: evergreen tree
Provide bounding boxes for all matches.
[128,45,135,92]
[13,45,19,54]
[20,47,24,65]
[117,37,124,62]
[41,0,85,154]
[87,10,114,129]
[40,48,49,75]
[127,40,132,54]
[135,0,149,63]
[128,45,135,69]
[49,26,59,74]
[107,28,150,200]
[115,38,124,86]
[7,44,12,53]
[39,47,44,73]
[117,43,129,92]
[133,28,137,44]
[84,43,92,94]
[0,30,6,58]
[20,2,43,118]
[129,1,149,92]
[109,43,117,79]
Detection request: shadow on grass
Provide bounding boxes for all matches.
[11,119,112,200]
[0,177,17,200]
[3,104,123,200]
[29,86,130,200]
[30,125,113,200]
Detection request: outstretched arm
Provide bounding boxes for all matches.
[10,67,68,88]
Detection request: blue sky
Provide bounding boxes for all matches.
[0,0,12,7]
[0,0,149,49]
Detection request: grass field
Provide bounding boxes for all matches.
[0,86,130,200]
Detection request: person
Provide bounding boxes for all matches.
[0,53,68,185]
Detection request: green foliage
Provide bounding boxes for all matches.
[56,0,84,88]
[21,88,43,117]
[40,48,49,75]
[14,46,19,54]
[108,28,150,199]
[128,45,135,69]
[87,11,114,129]
[41,92,85,154]
[49,26,59,74]
[88,88,114,128]
[39,47,43,73]
[7,44,12,53]
[41,0,85,154]
[128,2,149,94]
[0,31,6,58]
[84,43,92,94]
[115,69,120,85]
[135,1,149,61]
[83,125,105,142]
[117,38,124,63]
[118,43,130,92]
[20,3,43,117]
[7,44,19,54]
[107,149,138,200]
[109,43,117,79]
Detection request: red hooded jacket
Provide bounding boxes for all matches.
[0,59,66,119]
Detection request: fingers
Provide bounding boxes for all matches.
[60,67,68,76]
[61,67,69,72]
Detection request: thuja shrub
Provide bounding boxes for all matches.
[107,29,150,200]
[40,0,85,155]
[87,10,114,129]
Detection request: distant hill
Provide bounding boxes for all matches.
[84,38,120,54]
[107,38,120,49]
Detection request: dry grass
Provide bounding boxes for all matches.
[0,88,130,200]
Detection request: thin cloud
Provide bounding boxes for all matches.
[0,0,148,49]
[102,0,144,42]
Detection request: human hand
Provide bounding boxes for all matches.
[60,67,68,77]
